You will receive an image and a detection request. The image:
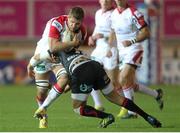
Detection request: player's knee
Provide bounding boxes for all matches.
[55,68,68,81]
[101,83,114,95]
[119,75,129,86]
[73,106,81,115]
[133,83,139,92]
[36,80,50,90]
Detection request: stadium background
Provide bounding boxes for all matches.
[0,0,180,85]
[0,0,180,132]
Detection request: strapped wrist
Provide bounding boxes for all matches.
[130,38,137,45]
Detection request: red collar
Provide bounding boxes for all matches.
[117,3,129,14]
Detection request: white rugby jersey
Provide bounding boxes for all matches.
[111,4,147,49]
[93,8,114,38]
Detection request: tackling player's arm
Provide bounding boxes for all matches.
[49,36,80,53]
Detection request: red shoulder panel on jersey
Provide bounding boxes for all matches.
[49,15,68,39]
[129,5,147,29]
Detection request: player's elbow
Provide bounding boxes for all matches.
[143,27,151,39]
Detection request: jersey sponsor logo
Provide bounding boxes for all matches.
[36,64,46,71]
[132,16,141,29]
[52,20,62,32]
[132,17,138,24]
[134,10,143,18]
[80,84,93,92]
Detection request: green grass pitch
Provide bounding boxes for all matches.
[0,84,180,132]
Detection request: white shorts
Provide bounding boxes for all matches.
[71,83,114,101]
[34,61,52,74]
[34,39,67,77]
[118,48,143,70]
[91,39,118,70]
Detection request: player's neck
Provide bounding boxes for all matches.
[117,3,128,13]
[101,6,113,13]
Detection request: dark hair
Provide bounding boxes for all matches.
[68,7,84,20]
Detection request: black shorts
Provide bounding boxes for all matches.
[70,61,110,94]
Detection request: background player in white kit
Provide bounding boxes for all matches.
[88,0,121,111]
[27,7,87,128]
[109,0,163,118]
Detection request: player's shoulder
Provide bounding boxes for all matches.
[128,5,144,18]
[111,8,119,17]
[95,8,102,15]
[52,15,68,24]
[50,15,67,29]
[128,4,138,12]
[111,7,117,13]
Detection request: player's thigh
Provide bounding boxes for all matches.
[72,98,87,109]
[106,66,119,83]
[52,64,69,88]
[120,64,136,85]
[35,72,50,80]
[103,47,118,70]
[34,61,51,79]
[71,80,89,108]
[35,72,50,94]
[52,64,68,78]
[34,62,51,92]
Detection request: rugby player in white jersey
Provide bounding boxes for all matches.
[88,0,121,112]
[27,7,86,128]
[109,0,163,118]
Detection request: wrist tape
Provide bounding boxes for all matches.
[130,38,137,44]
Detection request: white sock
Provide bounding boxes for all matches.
[90,89,103,107]
[137,84,158,98]
[123,88,136,115]
[40,88,61,110]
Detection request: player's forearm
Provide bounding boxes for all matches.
[49,38,74,53]
[29,55,41,67]
[108,30,116,48]
[136,26,150,43]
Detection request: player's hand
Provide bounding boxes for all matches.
[106,49,112,58]
[48,51,60,63]
[94,33,104,40]
[27,63,35,79]
[88,36,95,46]
[72,34,81,47]
[51,54,60,63]
[122,40,132,47]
